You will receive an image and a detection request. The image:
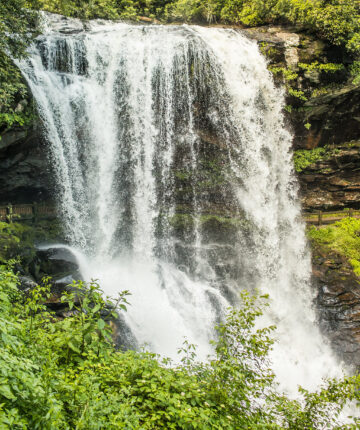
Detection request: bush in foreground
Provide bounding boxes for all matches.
[0,263,359,429]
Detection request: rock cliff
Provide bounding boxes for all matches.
[0,125,52,204]
[312,242,360,368]
[245,26,360,367]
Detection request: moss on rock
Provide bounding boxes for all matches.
[307,217,360,276]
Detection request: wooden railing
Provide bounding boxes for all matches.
[0,203,359,226]
[0,203,57,223]
[303,209,360,226]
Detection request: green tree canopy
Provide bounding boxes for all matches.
[0,0,38,57]
[0,0,39,130]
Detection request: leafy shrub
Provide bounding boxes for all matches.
[162,0,360,55]
[298,62,345,74]
[0,262,358,428]
[0,220,63,273]
[0,0,39,130]
[293,146,329,172]
[350,61,360,84]
[36,0,120,19]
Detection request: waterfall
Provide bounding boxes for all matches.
[17,13,344,395]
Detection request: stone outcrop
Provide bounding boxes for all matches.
[292,85,360,151]
[298,142,360,211]
[312,243,360,368]
[0,125,53,204]
[244,26,360,214]
[243,25,360,152]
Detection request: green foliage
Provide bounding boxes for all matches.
[162,0,360,56]
[0,264,358,428]
[269,66,298,82]
[308,217,360,275]
[350,61,360,85]
[0,220,63,268]
[311,86,331,97]
[293,146,339,172]
[1,0,360,131]
[0,0,39,130]
[0,0,38,58]
[298,61,345,73]
[268,66,309,103]
[27,0,360,55]
[0,53,27,129]
[36,0,120,19]
[164,0,204,22]
[287,86,307,101]
[36,0,174,20]
[273,0,360,51]
[269,60,348,107]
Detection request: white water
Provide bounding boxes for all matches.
[17,14,345,395]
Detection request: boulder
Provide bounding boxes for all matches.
[109,315,139,351]
[31,246,83,311]
[18,275,37,292]
[35,246,81,282]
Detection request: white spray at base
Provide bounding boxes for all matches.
[18,14,345,396]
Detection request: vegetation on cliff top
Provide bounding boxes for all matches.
[0,262,359,428]
[1,0,360,130]
[33,0,360,56]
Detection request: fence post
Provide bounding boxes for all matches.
[318,210,322,226]
[6,203,13,224]
[32,202,38,224]
[349,208,354,218]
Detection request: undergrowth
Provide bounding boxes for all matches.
[0,262,359,428]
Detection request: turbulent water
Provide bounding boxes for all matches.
[17,13,344,395]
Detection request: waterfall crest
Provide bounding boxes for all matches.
[17,14,344,394]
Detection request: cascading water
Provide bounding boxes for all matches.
[17,13,345,395]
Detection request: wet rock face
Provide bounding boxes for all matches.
[298,143,360,211]
[0,125,53,204]
[243,25,360,152]
[292,85,360,151]
[35,247,81,282]
[244,27,360,213]
[2,23,359,213]
[312,244,360,368]
[42,12,85,34]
